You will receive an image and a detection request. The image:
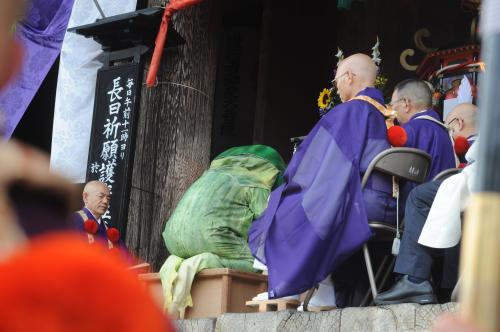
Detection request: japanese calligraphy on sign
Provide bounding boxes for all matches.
[86,64,140,232]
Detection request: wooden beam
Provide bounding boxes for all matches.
[126,0,218,271]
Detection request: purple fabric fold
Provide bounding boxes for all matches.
[0,0,74,137]
[248,87,395,298]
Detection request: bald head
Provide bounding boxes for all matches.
[83,181,110,219]
[84,180,108,194]
[445,103,478,139]
[338,53,378,84]
[335,53,378,102]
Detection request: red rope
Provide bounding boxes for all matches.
[146,0,204,87]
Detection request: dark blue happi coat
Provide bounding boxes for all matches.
[73,207,131,262]
[73,207,108,240]
[248,87,395,298]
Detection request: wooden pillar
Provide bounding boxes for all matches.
[126,0,218,270]
[460,1,500,331]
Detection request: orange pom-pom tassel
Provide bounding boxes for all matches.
[454,136,470,156]
[106,228,120,243]
[83,220,99,234]
[387,126,407,147]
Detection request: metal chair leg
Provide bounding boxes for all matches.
[377,256,396,293]
[303,286,317,312]
[360,254,389,306]
[363,244,378,300]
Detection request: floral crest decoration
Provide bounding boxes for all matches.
[317,37,389,117]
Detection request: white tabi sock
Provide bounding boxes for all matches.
[308,275,336,307]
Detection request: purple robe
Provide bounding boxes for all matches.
[401,109,456,200]
[73,207,130,261]
[248,87,395,298]
[0,0,74,137]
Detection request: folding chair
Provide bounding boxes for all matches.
[360,147,432,305]
[432,168,461,182]
[302,147,432,310]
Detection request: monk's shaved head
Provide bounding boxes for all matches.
[83,181,110,219]
[445,103,478,139]
[338,53,378,86]
[445,103,478,126]
[83,180,108,194]
[334,53,378,102]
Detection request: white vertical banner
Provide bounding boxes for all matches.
[50,0,138,183]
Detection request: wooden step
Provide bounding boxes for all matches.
[139,268,268,318]
[127,262,151,274]
[245,299,301,312]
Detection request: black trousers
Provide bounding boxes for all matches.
[394,180,459,288]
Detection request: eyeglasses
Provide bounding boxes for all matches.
[446,117,458,128]
[331,71,352,86]
[388,98,405,109]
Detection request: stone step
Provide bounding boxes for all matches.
[246,299,301,312]
[174,302,458,332]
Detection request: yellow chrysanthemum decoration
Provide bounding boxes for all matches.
[317,88,332,109]
[375,75,388,89]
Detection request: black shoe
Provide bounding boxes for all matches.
[374,275,437,305]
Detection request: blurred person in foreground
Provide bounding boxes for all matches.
[0,1,171,330]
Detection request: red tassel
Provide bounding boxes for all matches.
[83,220,99,235]
[107,228,120,243]
[454,136,470,156]
[387,126,407,147]
[146,0,205,87]
[458,162,467,169]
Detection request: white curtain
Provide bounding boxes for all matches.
[51,0,138,182]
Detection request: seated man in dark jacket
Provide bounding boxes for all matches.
[375,103,478,305]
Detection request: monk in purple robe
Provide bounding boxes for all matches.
[390,79,457,201]
[73,181,111,241]
[248,54,396,302]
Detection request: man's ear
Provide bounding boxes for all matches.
[347,71,354,85]
[457,117,465,131]
[0,40,23,90]
[402,99,410,113]
[82,192,88,204]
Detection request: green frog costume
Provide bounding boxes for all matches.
[160,145,286,317]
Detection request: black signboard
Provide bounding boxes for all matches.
[86,63,141,234]
[71,8,185,238]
